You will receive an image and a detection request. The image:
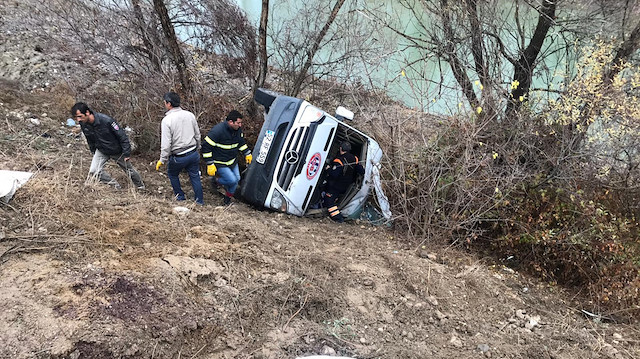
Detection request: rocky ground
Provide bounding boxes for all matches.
[1,72,639,359]
[1,2,640,359]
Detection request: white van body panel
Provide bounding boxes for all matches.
[263,102,339,216]
[243,89,392,223]
[340,139,385,218]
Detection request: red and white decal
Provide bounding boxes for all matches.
[306,152,322,180]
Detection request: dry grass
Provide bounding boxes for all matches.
[2,67,640,359]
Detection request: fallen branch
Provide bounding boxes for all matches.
[0,245,54,263]
[189,344,207,359]
[232,298,245,335]
[1,234,112,246]
[0,201,18,211]
[282,294,308,331]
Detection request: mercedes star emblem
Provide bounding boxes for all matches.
[284,150,299,164]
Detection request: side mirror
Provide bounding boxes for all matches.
[335,106,354,121]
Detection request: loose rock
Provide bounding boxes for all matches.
[321,345,336,355]
[477,343,490,353]
[172,206,190,215]
[525,315,540,330]
[449,334,463,348]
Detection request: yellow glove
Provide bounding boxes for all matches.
[207,163,217,176]
[155,160,163,171]
[245,154,253,165]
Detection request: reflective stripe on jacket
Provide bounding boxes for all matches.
[201,121,251,167]
[326,152,364,194]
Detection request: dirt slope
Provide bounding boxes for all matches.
[1,1,639,354]
[0,84,639,359]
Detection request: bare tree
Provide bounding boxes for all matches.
[269,0,394,98]
[440,0,480,111]
[248,0,270,117]
[506,0,556,114]
[22,0,256,150]
[173,0,257,81]
[153,0,191,93]
[361,1,606,117]
[131,0,163,72]
[387,1,640,117]
[288,0,347,96]
[256,0,270,90]
[465,0,488,88]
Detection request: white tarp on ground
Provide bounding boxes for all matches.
[0,170,33,203]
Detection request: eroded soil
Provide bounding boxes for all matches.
[0,87,639,359]
[1,1,639,356]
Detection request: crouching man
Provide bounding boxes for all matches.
[71,102,145,190]
[201,110,252,205]
[323,141,364,222]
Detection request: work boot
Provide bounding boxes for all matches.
[223,191,233,206]
[210,177,221,194]
[330,213,344,223]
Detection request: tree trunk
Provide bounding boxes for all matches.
[289,0,347,97]
[256,0,269,90]
[440,0,479,110]
[131,0,161,72]
[153,0,191,93]
[248,0,270,117]
[507,0,556,114]
[464,0,487,86]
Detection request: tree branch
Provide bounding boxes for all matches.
[604,19,640,84]
[289,0,347,96]
[153,0,192,93]
[507,0,556,114]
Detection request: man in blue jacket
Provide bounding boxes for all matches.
[71,102,144,190]
[201,110,252,205]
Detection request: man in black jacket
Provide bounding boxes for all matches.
[323,141,365,222]
[71,102,144,190]
[201,110,252,205]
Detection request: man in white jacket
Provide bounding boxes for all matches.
[155,92,203,205]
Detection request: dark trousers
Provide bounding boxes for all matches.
[323,188,345,222]
[167,151,203,204]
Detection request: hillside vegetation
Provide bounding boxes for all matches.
[1,79,638,359]
[1,0,639,358]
